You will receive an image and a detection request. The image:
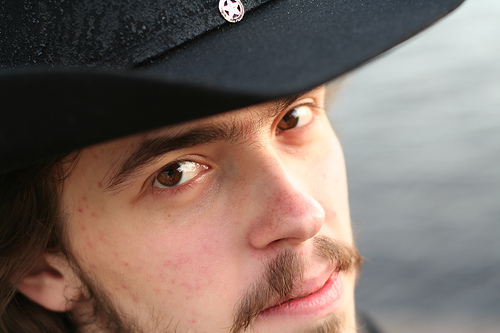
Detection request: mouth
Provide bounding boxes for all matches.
[259,272,343,318]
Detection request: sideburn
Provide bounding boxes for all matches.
[58,227,143,332]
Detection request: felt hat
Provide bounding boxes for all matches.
[0,0,464,172]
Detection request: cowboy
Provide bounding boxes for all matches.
[0,1,464,332]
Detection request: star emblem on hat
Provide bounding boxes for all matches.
[219,0,245,23]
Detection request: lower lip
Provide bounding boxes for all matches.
[259,273,342,318]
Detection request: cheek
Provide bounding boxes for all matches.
[155,232,222,290]
[310,137,352,236]
[303,135,347,196]
[70,209,237,306]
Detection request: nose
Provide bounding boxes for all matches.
[243,151,326,249]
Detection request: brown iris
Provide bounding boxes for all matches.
[156,162,182,187]
[277,109,299,131]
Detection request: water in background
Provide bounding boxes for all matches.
[329,1,500,332]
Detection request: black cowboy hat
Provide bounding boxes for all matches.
[0,0,464,173]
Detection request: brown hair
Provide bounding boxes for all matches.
[0,157,77,332]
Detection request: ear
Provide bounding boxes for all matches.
[15,253,82,312]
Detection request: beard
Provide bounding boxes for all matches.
[65,235,361,333]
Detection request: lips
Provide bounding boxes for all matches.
[285,275,331,302]
[259,272,342,318]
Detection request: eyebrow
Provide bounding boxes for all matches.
[105,93,305,192]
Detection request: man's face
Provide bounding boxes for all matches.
[59,86,360,332]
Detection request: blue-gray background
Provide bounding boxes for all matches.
[329,1,500,332]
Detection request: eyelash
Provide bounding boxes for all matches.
[153,178,196,196]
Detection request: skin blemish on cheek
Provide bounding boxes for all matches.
[77,207,84,213]
[86,240,94,249]
[81,225,87,231]
[91,211,98,218]
[82,195,88,202]
[97,181,103,188]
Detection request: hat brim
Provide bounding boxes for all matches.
[0,0,464,172]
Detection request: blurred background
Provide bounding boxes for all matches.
[328,0,500,332]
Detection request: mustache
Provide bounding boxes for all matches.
[230,236,362,333]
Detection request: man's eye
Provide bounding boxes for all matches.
[277,105,314,132]
[154,161,208,188]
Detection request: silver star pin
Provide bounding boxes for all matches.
[219,0,245,23]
